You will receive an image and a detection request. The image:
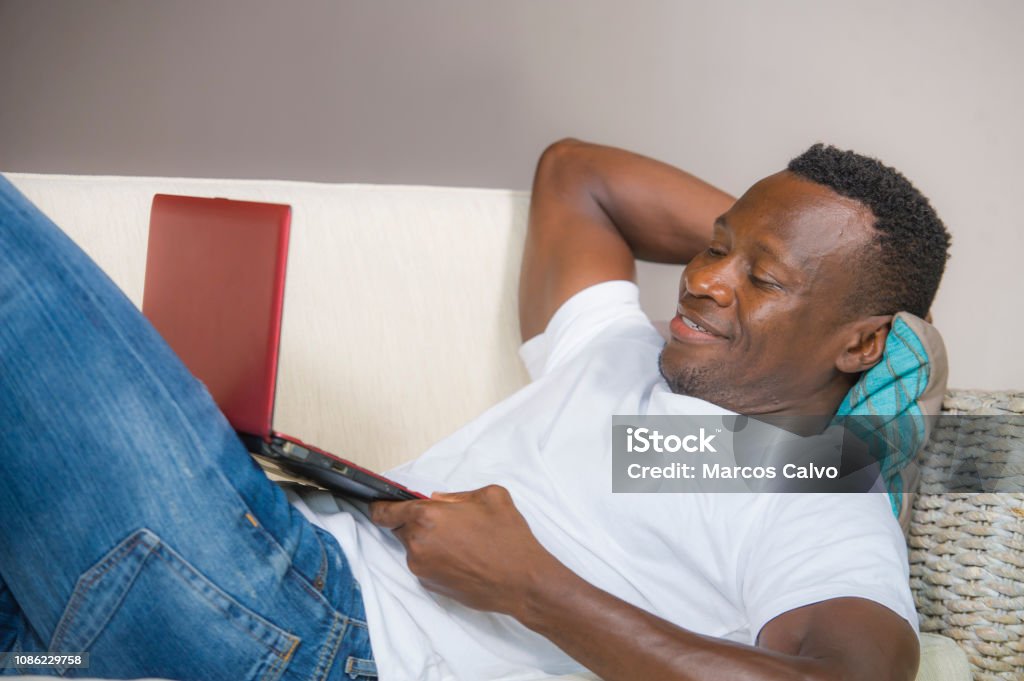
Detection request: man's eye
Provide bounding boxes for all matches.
[707,246,727,257]
[751,275,780,290]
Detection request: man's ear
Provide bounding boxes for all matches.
[835,315,892,374]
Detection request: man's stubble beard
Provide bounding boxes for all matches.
[658,345,722,402]
[658,345,790,414]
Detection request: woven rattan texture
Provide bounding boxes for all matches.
[910,390,1024,680]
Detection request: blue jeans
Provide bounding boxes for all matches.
[0,176,377,680]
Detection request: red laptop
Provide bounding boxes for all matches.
[142,194,424,502]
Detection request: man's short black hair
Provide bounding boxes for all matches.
[787,143,951,319]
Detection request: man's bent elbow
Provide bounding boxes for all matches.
[534,138,593,189]
[539,137,585,163]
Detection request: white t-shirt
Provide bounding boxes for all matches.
[286,280,918,681]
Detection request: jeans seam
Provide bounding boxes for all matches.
[288,568,325,603]
[313,531,328,591]
[312,611,348,681]
[10,633,23,674]
[49,530,153,651]
[259,635,299,681]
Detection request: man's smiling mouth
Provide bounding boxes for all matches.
[669,309,729,343]
[681,315,715,335]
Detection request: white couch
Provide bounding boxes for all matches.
[3,173,972,681]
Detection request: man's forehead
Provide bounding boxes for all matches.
[721,171,875,263]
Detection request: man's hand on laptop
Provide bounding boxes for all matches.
[369,484,563,616]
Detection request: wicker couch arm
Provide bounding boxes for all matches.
[910,389,1024,680]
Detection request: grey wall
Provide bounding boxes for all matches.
[1,0,1022,389]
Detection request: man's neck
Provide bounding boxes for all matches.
[726,377,856,436]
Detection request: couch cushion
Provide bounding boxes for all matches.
[916,632,972,681]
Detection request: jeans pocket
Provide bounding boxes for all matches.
[49,528,299,681]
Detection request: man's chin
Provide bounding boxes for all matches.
[657,345,717,400]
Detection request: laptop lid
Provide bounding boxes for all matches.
[142,194,291,438]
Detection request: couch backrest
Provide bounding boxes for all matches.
[7,173,533,472]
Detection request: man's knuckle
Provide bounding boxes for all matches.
[481,484,512,505]
[401,501,424,521]
[482,484,507,498]
[420,505,441,523]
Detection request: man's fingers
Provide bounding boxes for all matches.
[431,484,509,503]
[369,499,419,529]
[429,490,475,503]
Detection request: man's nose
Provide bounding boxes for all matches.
[682,259,735,307]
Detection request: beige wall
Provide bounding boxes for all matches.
[1,0,1021,389]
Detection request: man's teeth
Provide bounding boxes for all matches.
[683,316,712,334]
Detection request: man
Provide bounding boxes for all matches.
[356,139,949,681]
[0,139,949,681]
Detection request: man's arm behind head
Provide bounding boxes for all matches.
[518,138,735,341]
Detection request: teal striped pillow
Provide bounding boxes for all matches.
[833,313,948,520]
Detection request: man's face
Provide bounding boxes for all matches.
[658,170,876,414]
